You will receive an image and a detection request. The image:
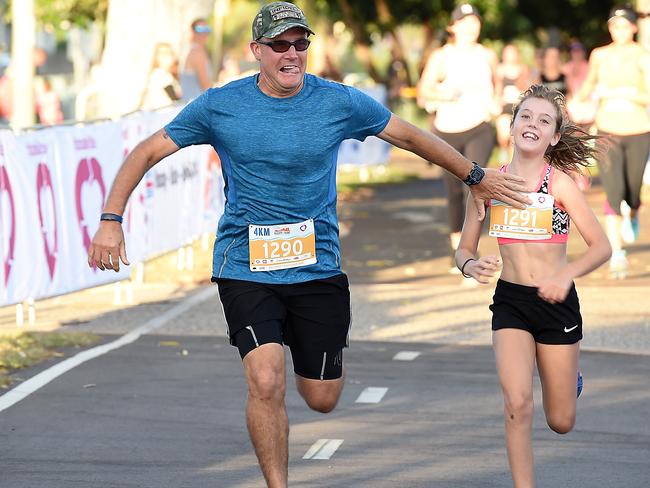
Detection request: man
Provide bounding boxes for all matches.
[180,18,213,100]
[88,3,528,487]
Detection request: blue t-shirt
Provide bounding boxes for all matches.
[164,73,391,284]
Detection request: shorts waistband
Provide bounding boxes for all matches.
[494,279,539,299]
[495,278,575,299]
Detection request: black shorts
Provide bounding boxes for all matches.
[490,279,582,345]
[215,274,351,380]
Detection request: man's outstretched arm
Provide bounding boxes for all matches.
[87,129,179,272]
[377,114,530,219]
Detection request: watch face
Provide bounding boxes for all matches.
[465,164,484,185]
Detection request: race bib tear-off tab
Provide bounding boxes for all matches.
[489,192,554,240]
[249,219,317,271]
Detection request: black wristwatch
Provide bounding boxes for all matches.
[463,162,485,186]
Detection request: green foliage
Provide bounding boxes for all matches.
[337,164,419,194]
[308,0,618,50]
[5,0,108,30]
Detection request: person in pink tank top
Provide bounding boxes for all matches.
[455,84,611,488]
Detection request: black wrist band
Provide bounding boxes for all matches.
[100,212,123,224]
[460,258,475,278]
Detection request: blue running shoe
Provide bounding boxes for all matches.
[631,215,639,242]
[577,370,583,398]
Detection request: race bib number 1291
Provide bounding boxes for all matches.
[489,192,554,240]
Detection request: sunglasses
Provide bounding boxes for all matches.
[194,25,212,33]
[256,38,310,53]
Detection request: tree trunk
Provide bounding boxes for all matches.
[637,0,650,51]
[211,0,230,83]
[10,0,35,128]
[374,0,412,86]
[336,0,382,83]
[418,23,437,78]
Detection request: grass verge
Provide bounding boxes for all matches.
[337,164,419,195]
[0,331,100,389]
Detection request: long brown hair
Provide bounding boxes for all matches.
[511,84,603,174]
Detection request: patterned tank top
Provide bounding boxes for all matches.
[497,164,569,245]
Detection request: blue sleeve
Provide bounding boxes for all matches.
[164,90,212,148]
[343,86,391,141]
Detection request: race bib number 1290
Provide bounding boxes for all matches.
[249,219,317,271]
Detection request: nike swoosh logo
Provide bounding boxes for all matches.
[564,325,579,333]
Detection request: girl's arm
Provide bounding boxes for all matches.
[537,172,612,303]
[416,49,459,106]
[630,51,650,105]
[454,196,501,284]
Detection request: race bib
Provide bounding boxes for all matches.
[489,192,553,240]
[249,219,317,271]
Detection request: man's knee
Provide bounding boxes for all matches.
[305,391,340,413]
[243,345,286,401]
[296,377,343,413]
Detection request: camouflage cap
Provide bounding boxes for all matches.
[252,2,315,40]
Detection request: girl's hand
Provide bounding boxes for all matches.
[536,274,572,304]
[464,255,501,284]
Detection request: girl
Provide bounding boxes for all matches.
[140,43,181,111]
[578,6,650,278]
[455,84,611,488]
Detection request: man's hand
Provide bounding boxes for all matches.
[87,221,129,272]
[469,168,530,220]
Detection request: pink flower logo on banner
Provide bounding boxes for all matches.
[75,157,105,254]
[36,163,58,280]
[203,149,222,214]
[0,165,16,287]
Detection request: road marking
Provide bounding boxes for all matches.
[0,286,218,413]
[355,387,388,404]
[393,351,421,361]
[303,439,344,460]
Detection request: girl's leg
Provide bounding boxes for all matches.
[598,136,627,277]
[493,329,537,488]
[621,132,650,242]
[535,342,580,434]
[622,132,650,212]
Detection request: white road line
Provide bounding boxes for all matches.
[355,386,388,404]
[0,286,218,413]
[303,439,344,460]
[393,351,421,361]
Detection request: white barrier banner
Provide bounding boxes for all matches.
[0,110,224,307]
[14,130,68,301]
[1,130,26,305]
[338,85,391,167]
[136,109,206,257]
[56,122,131,291]
[121,110,160,265]
[200,148,225,236]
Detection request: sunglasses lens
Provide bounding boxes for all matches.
[294,39,310,51]
[271,41,291,52]
[265,39,310,52]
